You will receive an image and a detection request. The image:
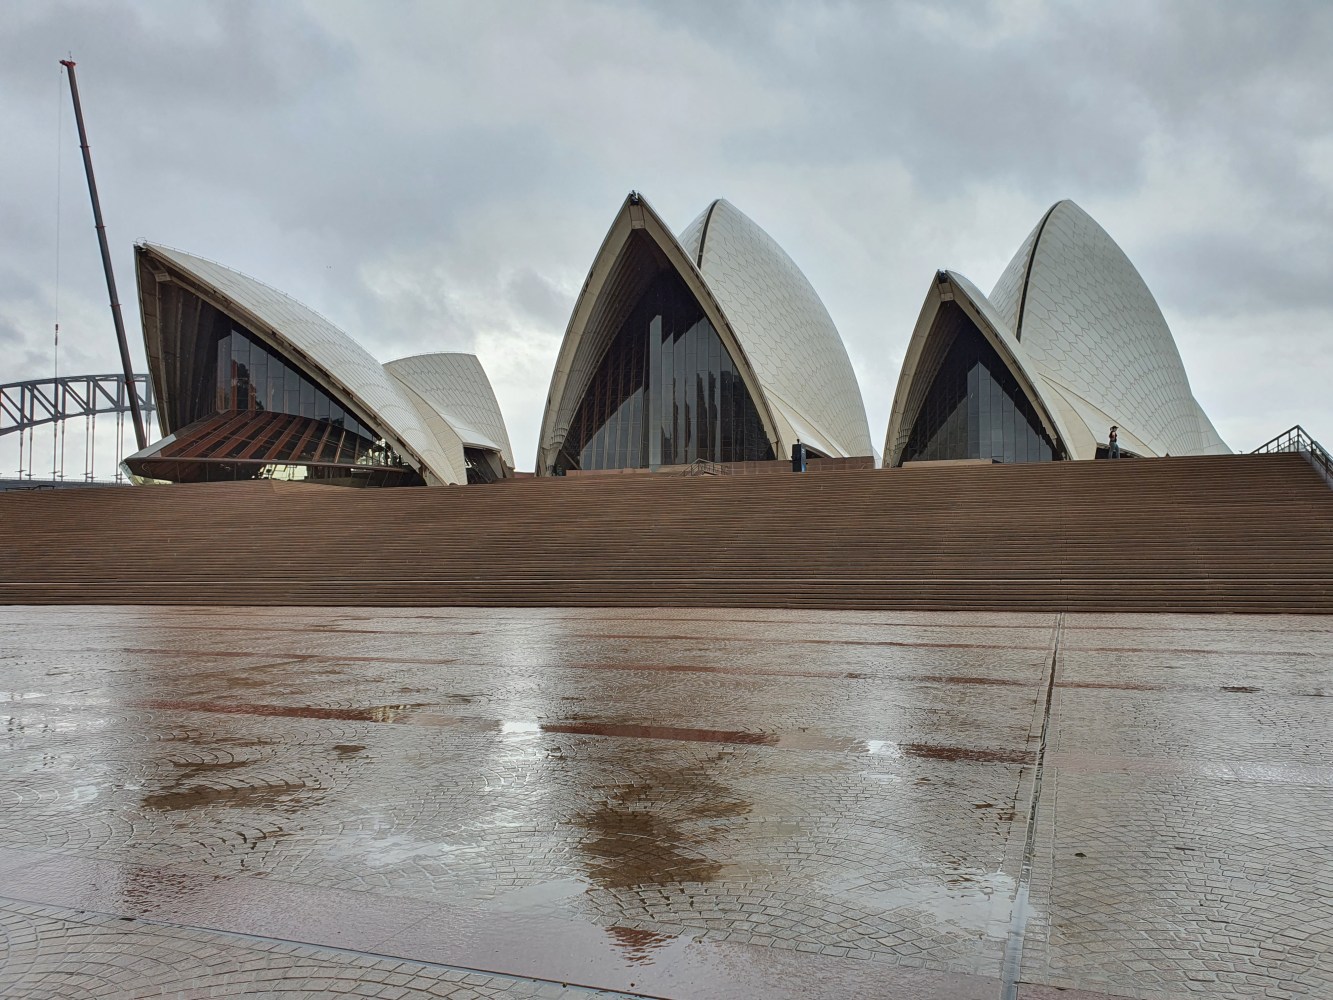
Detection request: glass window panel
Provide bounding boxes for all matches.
[559,268,773,471]
[648,316,662,466]
[248,350,267,410]
[1005,379,1019,463]
[216,332,232,410]
[629,388,643,467]
[989,375,1004,461]
[659,314,673,462]
[230,335,250,412]
[966,360,979,459]
[902,303,1057,466]
[284,365,299,413]
[673,323,687,464]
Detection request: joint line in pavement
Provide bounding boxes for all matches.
[1000,611,1063,1000]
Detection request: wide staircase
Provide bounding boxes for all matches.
[2,454,1331,612]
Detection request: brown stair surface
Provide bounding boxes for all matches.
[2,453,1332,613]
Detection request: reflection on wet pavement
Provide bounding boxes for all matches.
[0,606,1331,999]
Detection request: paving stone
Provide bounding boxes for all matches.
[0,606,1329,998]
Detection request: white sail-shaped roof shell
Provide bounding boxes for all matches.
[986,200,1228,459]
[885,202,1228,465]
[679,200,872,459]
[384,353,515,470]
[537,193,871,473]
[137,244,469,485]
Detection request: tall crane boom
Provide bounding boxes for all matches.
[59,58,146,451]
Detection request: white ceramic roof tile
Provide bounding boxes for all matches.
[384,353,514,468]
[143,244,467,484]
[985,202,1229,458]
[680,200,873,458]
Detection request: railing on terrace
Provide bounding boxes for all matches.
[680,458,732,477]
[1252,425,1333,489]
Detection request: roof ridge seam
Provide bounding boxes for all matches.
[1014,202,1060,343]
[695,199,721,269]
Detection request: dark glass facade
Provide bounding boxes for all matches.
[558,270,773,471]
[135,284,418,484]
[212,326,397,469]
[901,310,1057,465]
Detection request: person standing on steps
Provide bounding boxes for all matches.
[1109,425,1120,460]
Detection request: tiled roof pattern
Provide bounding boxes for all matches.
[143,245,467,484]
[681,200,873,459]
[985,202,1229,458]
[384,353,514,468]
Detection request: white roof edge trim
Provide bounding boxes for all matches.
[535,193,781,474]
[883,270,1076,467]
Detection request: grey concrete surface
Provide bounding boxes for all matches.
[0,607,1329,999]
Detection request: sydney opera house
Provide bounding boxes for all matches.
[885,200,1228,466]
[537,193,873,474]
[127,244,513,486]
[124,194,1228,485]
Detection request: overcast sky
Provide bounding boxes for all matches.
[3,0,1331,474]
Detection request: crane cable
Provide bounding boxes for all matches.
[53,62,64,479]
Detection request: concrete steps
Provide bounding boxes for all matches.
[2,453,1331,612]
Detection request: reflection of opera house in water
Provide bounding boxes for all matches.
[124,194,1230,489]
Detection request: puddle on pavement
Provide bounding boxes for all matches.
[141,699,434,724]
[606,925,678,964]
[575,754,749,891]
[850,867,1016,939]
[901,743,1033,765]
[142,749,322,814]
[81,698,1036,766]
[143,779,314,812]
[490,878,590,911]
[544,721,778,747]
[917,675,1026,686]
[117,862,225,913]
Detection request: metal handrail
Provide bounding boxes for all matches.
[681,458,730,477]
[1253,425,1333,488]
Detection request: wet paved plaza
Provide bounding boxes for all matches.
[1,606,1331,999]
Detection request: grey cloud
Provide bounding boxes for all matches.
[1147,233,1333,319]
[3,0,1332,464]
[505,268,569,326]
